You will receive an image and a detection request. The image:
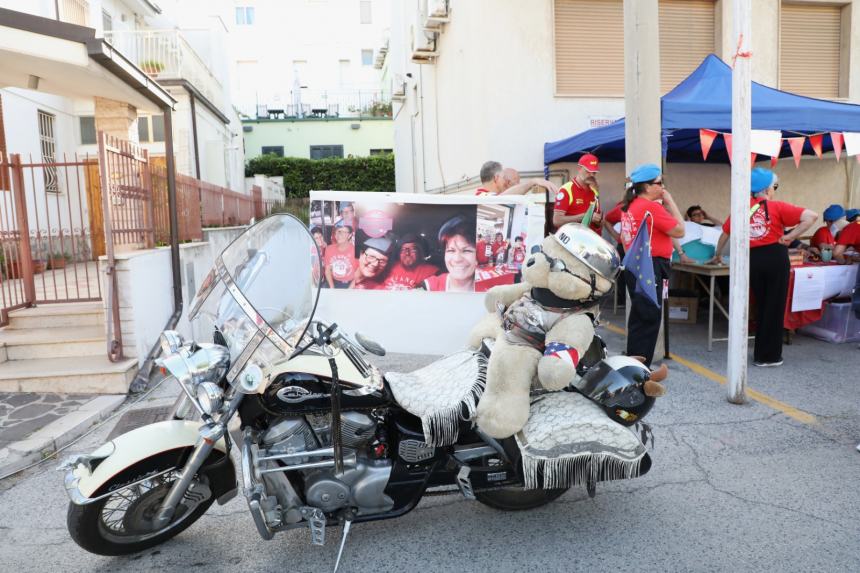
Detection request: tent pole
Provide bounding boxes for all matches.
[727,0,751,404]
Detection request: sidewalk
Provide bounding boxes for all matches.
[0,392,125,478]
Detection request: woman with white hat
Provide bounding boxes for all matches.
[711,168,817,367]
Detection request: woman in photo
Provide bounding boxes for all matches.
[324,222,357,288]
[421,215,478,292]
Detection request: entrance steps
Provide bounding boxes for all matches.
[0,302,137,393]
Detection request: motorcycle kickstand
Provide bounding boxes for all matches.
[333,512,355,573]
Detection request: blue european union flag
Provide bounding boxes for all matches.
[622,221,660,308]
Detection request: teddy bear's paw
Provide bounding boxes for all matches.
[537,356,577,391]
[475,401,530,439]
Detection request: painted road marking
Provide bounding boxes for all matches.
[600,320,816,425]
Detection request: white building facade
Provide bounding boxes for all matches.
[388,0,860,216]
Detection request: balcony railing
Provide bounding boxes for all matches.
[58,0,89,26]
[240,90,392,120]
[104,29,224,111]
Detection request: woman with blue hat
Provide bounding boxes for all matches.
[811,204,845,252]
[711,168,817,367]
[619,163,685,366]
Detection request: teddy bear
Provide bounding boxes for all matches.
[468,223,622,439]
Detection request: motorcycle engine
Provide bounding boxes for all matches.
[257,412,394,519]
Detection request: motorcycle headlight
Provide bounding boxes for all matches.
[196,382,224,415]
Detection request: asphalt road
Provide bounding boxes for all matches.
[1,317,859,572]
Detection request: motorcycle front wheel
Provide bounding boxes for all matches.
[67,464,217,556]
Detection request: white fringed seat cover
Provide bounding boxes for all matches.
[515,392,648,490]
[386,351,486,446]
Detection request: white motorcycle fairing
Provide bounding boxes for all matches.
[63,420,234,505]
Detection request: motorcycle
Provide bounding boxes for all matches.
[61,215,661,570]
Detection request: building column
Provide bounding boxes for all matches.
[94,97,138,143]
[624,0,666,359]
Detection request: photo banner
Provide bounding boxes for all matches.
[307,191,547,354]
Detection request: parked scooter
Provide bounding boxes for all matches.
[61,215,663,570]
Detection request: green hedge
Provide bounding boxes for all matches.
[245,154,395,198]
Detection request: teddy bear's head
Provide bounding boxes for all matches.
[522,224,618,302]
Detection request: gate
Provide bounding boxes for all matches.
[0,152,102,326]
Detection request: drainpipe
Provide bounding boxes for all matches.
[129,107,183,392]
[189,91,201,179]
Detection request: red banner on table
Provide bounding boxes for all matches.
[700,129,718,161]
[830,132,844,161]
[723,132,732,163]
[808,134,824,158]
[787,137,805,168]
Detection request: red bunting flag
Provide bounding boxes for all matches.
[809,134,824,158]
[751,153,757,165]
[830,132,844,161]
[787,137,805,168]
[723,133,732,163]
[700,129,718,161]
[771,155,779,168]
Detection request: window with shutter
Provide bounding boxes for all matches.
[659,0,716,94]
[554,0,625,97]
[780,3,843,99]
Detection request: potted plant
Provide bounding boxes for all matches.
[140,60,165,76]
[48,250,71,270]
[33,259,47,274]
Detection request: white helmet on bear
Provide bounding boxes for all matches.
[552,223,621,284]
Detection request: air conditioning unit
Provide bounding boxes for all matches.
[410,24,438,63]
[422,0,450,30]
[391,74,406,100]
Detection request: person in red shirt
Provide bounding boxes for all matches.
[834,218,860,264]
[491,232,508,264]
[476,232,493,264]
[619,164,685,366]
[810,204,844,253]
[382,234,439,290]
[420,215,478,292]
[351,237,393,290]
[552,153,603,233]
[711,168,817,367]
[324,224,357,289]
[474,161,558,196]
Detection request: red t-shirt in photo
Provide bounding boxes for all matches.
[554,179,601,232]
[324,244,357,283]
[619,197,678,258]
[382,262,439,290]
[811,226,835,248]
[475,188,496,196]
[351,278,385,290]
[721,199,804,248]
[491,240,507,262]
[476,239,493,264]
[423,273,449,291]
[836,221,860,248]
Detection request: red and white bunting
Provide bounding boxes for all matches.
[700,129,718,161]
[786,137,805,168]
[843,132,860,157]
[723,132,732,163]
[808,134,824,158]
[770,155,779,168]
[751,152,757,164]
[830,132,844,161]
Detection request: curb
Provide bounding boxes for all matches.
[0,394,126,478]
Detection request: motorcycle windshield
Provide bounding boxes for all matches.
[189,214,321,379]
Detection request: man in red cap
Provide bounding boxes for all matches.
[552,153,602,232]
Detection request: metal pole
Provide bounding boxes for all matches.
[727,0,751,404]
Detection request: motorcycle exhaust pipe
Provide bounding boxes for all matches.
[258,453,357,475]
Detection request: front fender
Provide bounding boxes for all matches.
[64,420,231,504]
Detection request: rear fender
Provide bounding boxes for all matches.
[64,420,233,504]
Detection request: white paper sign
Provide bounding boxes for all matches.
[843,132,860,157]
[699,226,723,247]
[792,268,826,312]
[750,130,783,157]
[680,222,704,246]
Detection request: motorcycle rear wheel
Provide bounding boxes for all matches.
[67,467,216,556]
[474,487,568,511]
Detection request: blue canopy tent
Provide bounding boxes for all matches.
[544,54,860,165]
